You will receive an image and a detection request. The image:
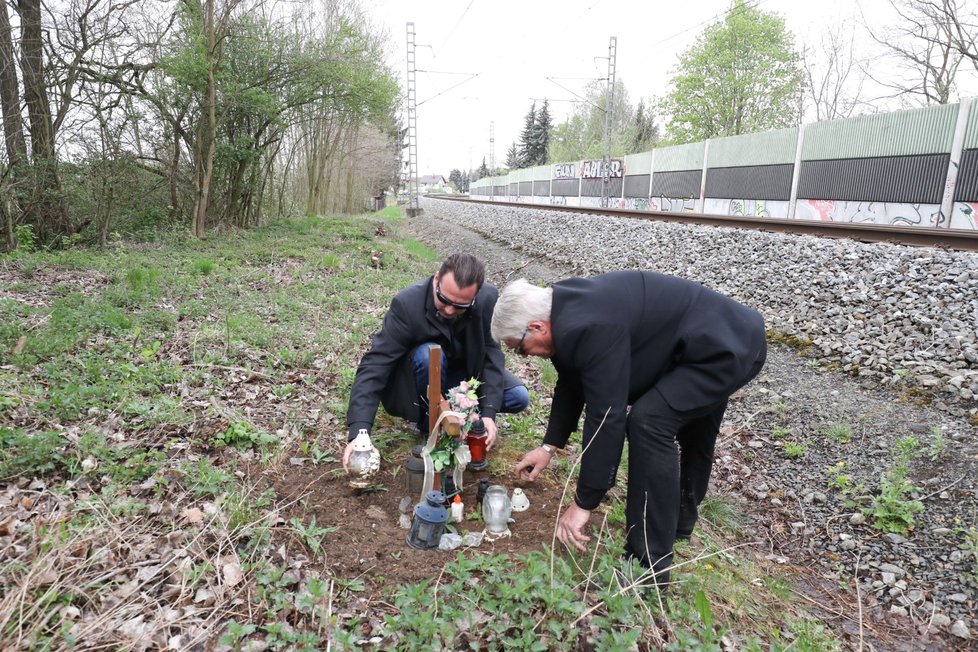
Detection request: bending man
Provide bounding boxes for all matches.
[491,271,766,585]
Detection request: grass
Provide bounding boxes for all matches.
[0,211,845,650]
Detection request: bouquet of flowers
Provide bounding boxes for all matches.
[430,378,481,473]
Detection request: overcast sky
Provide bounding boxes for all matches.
[361,0,978,177]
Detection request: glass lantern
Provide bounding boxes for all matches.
[465,418,488,471]
[406,490,449,549]
[347,429,380,488]
[482,485,512,534]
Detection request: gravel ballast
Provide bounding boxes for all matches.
[407,198,978,645]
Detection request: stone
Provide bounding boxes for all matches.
[950,620,971,639]
[849,513,866,526]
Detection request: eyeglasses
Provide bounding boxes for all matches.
[435,281,476,310]
[515,327,530,356]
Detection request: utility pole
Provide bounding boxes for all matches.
[489,121,495,201]
[405,22,422,216]
[600,36,617,209]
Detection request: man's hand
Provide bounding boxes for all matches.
[514,446,553,481]
[556,503,592,552]
[483,417,497,449]
[342,439,356,472]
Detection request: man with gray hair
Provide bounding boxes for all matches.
[491,272,766,587]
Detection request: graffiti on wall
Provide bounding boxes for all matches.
[553,163,576,179]
[580,159,624,179]
[651,196,696,212]
[550,195,567,206]
[951,201,978,229]
[795,199,943,227]
[702,198,791,218]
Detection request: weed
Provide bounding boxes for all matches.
[401,238,437,261]
[826,462,851,493]
[192,258,215,275]
[699,494,743,533]
[15,224,38,251]
[927,427,946,460]
[211,421,279,452]
[288,516,339,556]
[863,440,924,535]
[771,426,791,440]
[821,422,853,444]
[784,441,807,459]
[0,428,65,478]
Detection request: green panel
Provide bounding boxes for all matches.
[624,151,653,175]
[518,168,536,182]
[803,103,958,160]
[653,142,705,172]
[708,128,798,168]
[530,165,551,181]
[965,100,978,149]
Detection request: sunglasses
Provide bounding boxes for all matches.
[435,281,476,310]
[515,327,530,355]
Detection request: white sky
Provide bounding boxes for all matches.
[361,0,978,176]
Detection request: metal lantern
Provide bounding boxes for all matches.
[403,445,426,498]
[482,485,512,534]
[406,490,449,549]
[347,429,381,489]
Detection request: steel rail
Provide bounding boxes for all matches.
[433,196,978,253]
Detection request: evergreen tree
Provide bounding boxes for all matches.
[448,168,462,191]
[505,141,520,169]
[476,157,489,179]
[517,102,536,167]
[532,100,552,165]
[632,99,660,152]
[461,170,470,192]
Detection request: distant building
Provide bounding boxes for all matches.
[418,175,451,194]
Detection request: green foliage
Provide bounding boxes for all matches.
[289,516,339,556]
[192,258,215,275]
[821,422,853,444]
[401,238,437,261]
[663,0,804,143]
[211,421,279,451]
[0,428,65,478]
[826,462,852,493]
[784,441,806,459]
[698,495,743,534]
[927,427,946,460]
[548,79,640,162]
[15,225,38,252]
[864,437,923,535]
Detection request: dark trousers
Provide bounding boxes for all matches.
[624,388,727,581]
[410,343,529,432]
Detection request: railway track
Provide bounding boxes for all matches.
[434,196,978,252]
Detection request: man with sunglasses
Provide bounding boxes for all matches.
[490,272,766,589]
[344,253,529,469]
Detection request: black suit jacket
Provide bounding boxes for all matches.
[346,276,510,440]
[541,271,767,508]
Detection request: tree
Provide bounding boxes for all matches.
[863,0,974,105]
[517,102,536,168]
[448,168,462,191]
[663,0,805,143]
[803,24,868,121]
[476,157,488,180]
[548,79,635,163]
[505,141,520,169]
[529,99,552,166]
[632,98,660,151]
